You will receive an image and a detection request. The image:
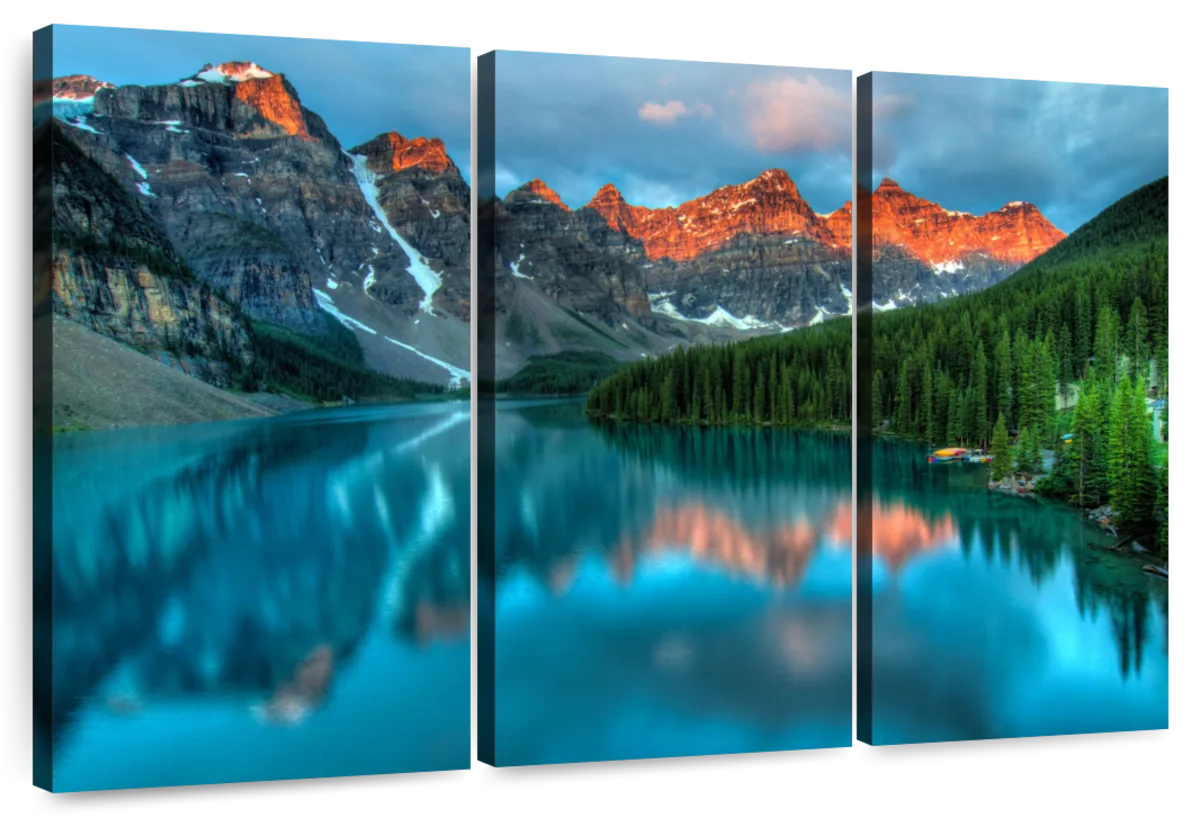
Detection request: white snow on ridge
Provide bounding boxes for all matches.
[509,253,533,280]
[932,259,964,275]
[62,118,101,134]
[649,294,782,332]
[313,288,376,335]
[841,282,853,303]
[124,154,158,198]
[872,299,898,312]
[194,63,275,84]
[326,277,339,290]
[53,98,105,133]
[345,151,442,314]
[125,154,149,180]
[363,265,377,293]
[383,336,470,388]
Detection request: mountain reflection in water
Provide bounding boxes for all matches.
[46,404,470,791]
[489,404,1166,756]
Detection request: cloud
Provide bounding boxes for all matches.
[638,100,689,124]
[494,53,852,212]
[745,75,850,153]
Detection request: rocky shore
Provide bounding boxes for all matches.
[987,472,1167,579]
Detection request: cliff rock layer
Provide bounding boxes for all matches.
[50,123,253,387]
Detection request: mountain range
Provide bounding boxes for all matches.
[45,63,1067,396]
[492,171,1063,376]
[48,61,470,402]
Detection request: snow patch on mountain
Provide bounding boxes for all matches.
[649,293,781,331]
[932,259,964,274]
[510,254,533,280]
[383,336,469,388]
[345,151,441,314]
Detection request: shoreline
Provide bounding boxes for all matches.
[52,392,470,435]
[986,468,1168,576]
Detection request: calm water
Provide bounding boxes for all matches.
[491,400,853,766]
[490,409,1165,759]
[867,438,1169,744]
[47,403,470,791]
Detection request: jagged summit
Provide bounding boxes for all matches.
[52,75,113,100]
[870,179,1064,266]
[182,62,276,86]
[351,132,456,175]
[508,179,570,210]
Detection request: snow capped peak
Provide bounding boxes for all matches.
[1003,201,1027,209]
[52,75,114,100]
[187,62,276,85]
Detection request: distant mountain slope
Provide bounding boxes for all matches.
[51,62,469,388]
[586,177,1166,437]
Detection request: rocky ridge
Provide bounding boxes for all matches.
[493,170,1064,374]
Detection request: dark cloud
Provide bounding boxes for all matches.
[51,25,470,180]
[493,51,852,212]
[872,72,1168,232]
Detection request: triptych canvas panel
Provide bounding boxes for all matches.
[33,25,1168,792]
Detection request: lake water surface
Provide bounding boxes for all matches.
[48,403,470,791]
[490,399,853,766]
[489,405,1166,760]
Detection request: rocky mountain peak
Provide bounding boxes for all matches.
[575,169,839,261]
[170,62,312,139]
[871,180,1065,266]
[821,201,854,247]
[511,179,570,210]
[52,75,113,100]
[744,168,799,196]
[183,62,276,85]
[351,132,455,175]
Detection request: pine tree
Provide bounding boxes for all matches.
[1016,425,1042,474]
[995,320,1013,421]
[871,369,884,431]
[1126,297,1149,380]
[990,413,1014,481]
[920,361,934,442]
[1107,375,1156,529]
[1094,304,1120,386]
[1156,456,1168,555]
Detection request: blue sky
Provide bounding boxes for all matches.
[494,51,852,213]
[51,25,470,179]
[872,72,1168,233]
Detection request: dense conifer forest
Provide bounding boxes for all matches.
[587,177,1168,548]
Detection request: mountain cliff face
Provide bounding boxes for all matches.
[350,132,471,320]
[50,124,254,388]
[868,178,1065,309]
[51,62,470,388]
